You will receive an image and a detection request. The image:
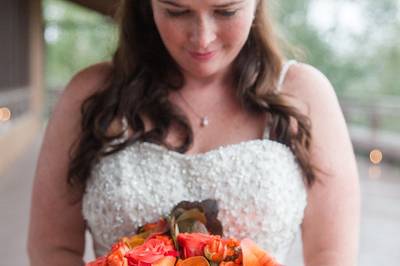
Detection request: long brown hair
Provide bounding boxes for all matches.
[68,0,317,195]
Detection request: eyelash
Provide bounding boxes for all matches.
[166,9,238,18]
[216,10,238,17]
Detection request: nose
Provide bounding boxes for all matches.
[189,16,216,50]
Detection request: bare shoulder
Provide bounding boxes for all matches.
[44,61,113,165]
[50,61,113,127]
[280,62,339,115]
[45,61,114,158]
[283,62,334,94]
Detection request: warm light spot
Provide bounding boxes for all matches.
[369,149,383,164]
[0,107,12,122]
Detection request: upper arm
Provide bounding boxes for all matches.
[282,63,360,265]
[28,62,111,263]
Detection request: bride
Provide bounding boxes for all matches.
[28,0,360,265]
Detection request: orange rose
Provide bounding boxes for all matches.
[107,253,128,266]
[86,256,107,266]
[141,219,168,233]
[86,242,130,266]
[125,236,178,266]
[241,238,282,266]
[175,256,210,266]
[122,235,146,249]
[107,242,130,266]
[204,236,226,262]
[177,233,213,259]
[220,262,241,266]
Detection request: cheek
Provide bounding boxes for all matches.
[221,16,253,49]
[153,13,186,49]
[157,24,178,46]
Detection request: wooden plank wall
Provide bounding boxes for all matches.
[0,0,30,91]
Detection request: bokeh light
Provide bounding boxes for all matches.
[369,149,383,165]
[0,107,12,122]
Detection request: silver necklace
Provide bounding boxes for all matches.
[177,90,210,127]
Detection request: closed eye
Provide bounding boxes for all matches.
[166,9,190,17]
[215,9,238,17]
[165,9,239,18]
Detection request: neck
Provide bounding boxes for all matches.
[182,64,235,91]
[168,66,242,121]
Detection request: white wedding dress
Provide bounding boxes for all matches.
[82,60,307,263]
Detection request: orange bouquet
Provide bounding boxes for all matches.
[86,200,283,266]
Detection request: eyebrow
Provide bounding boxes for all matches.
[157,0,245,8]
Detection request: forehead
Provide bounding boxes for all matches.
[155,0,249,7]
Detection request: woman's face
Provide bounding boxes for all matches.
[151,0,258,80]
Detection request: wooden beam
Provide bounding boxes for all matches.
[67,0,119,17]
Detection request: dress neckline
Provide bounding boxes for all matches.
[137,135,291,160]
[135,120,278,158]
[120,111,275,158]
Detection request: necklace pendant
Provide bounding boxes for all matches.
[200,116,209,127]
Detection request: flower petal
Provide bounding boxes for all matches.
[241,238,281,266]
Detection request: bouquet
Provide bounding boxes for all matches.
[86,199,283,266]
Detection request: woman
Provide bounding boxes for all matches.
[28,0,360,265]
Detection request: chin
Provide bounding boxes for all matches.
[194,66,216,75]
[186,63,229,79]
[192,69,221,80]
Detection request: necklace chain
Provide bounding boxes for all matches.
[177,90,213,127]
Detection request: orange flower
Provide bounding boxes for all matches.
[204,236,226,262]
[241,238,282,266]
[125,236,178,266]
[141,219,168,233]
[219,262,241,266]
[107,253,128,266]
[153,256,177,266]
[107,242,130,266]
[225,238,240,248]
[121,235,146,249]
[150,235,175,247]
[177,233,213,259]
[175,256,210,266]
[86,242,130,266]
[86,256,107,266]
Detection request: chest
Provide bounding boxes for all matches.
[87,139,305,222]
[83,140,307,258]
[143,108,270,155]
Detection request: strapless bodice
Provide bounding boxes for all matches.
[82,137,307,263]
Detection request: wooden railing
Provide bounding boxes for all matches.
[0,88,30,135]
[339,96,400,163]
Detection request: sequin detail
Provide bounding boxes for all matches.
[82,139,307,262]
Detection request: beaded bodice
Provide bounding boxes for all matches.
[81,60,307,263]
[82,137,307,261]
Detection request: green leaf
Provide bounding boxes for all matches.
[190,220,209,233]
[176,209,207,224]
[199,199,223,236]
[169,199,224,235]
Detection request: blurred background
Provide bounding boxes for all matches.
[0,0,399,265]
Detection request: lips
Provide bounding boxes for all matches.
[188,50,216,61]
